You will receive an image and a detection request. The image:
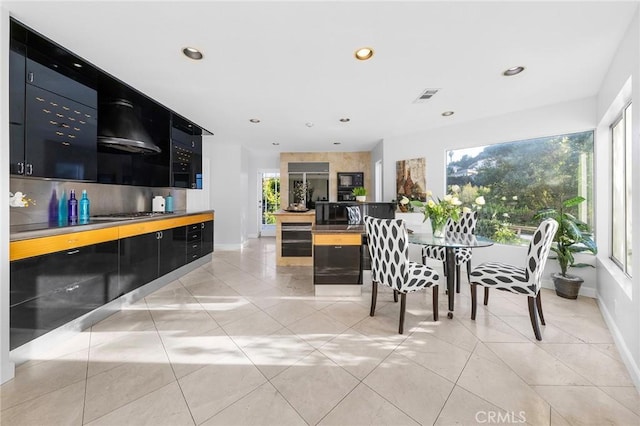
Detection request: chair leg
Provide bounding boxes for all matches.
[455,264,461,293]
[483,287,489,306]
[370,281,378,317]
[393,290,398,303]
[528,296,542,341]
[466,261,472,284]
[536,291,546,326]
[442,261,448,294]
[432,285,439,321]
[470,283,477,320]
[399,292,407,334]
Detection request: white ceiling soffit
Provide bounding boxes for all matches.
[5,1,637,152]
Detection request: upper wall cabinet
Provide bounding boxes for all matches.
[9,18,211,187]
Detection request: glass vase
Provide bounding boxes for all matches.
[430,216,447,238]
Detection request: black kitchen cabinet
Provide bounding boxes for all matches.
[171,115,203,189]
[313,234,363,285]
[159,226,187,276]
[185,220,214,262]
[10,240,119,350]
[9,40,26,176]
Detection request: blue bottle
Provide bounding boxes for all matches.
[79,189,90,223]
[58,190,68,225]
[68,189,78,224]
[165,194,174,213]
[48,189,58,225]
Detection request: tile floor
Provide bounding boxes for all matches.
[1,237,639,425]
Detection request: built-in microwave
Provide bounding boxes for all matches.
[337,172,363,201]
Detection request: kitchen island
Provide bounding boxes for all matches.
[274,209,315,266]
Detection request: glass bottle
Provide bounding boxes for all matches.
[79,189,90,223]
[68,189,78,224]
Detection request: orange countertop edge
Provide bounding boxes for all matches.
[10,211,214,261]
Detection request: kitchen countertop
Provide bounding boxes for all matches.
[273,209,316,216]
[10,210,215,241]
[313,224,365,234]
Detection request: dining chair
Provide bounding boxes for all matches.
[422,211,478,293]
[469,218,559,340]
[364,216,440,334]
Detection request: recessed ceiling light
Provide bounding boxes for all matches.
[305,122,314,128]
[339,118,350,122]
[503,66,525,76]
[272,142,280,146]
[249,118,261,123]
[442,111,454,117]
[72,62,82,68]
[354,47,374,61]
[333,142,341,145]
[182,47,203,60]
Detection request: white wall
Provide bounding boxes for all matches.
[205,141,248,249]
[370,140,384,202]
[594,9,640,389]
[1,6,16,384]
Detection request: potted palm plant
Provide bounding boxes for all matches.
[352,186,367,202]
[534,196,597,299]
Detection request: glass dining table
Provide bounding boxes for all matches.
[408,231,493,319]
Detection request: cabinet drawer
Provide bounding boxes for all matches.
[187,241,201,254]
[313,234,362,246]
[10,227,119,261]
[187,223,202,233]
[187,230,202,241]
[313,245,362,284]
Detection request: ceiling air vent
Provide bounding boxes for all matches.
[413,88,440,103]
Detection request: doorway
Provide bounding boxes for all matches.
[258,170,280,237]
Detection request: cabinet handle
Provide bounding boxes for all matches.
[192,244,198,248]
[191,234,198,239]
[201,223,205,229]
[26,163,33,175]
[157,231,163,239]
[67,249,80,255]
[28,72,34,83]
[334,246,342,249]
[191,140,195,148]
[65,284,80,292]
[17,162,24,175]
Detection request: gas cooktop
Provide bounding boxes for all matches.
[91,211,175,220]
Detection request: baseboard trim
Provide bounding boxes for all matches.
[597,295,640,391]
[539,279,597,298]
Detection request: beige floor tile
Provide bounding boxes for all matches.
[395,332,472,382]
[264,299,318,326]
[200,382,306,426]
[14,330,91,371]
[184,278,240,298]
[538,343,635,386]
[534,385,640,425]
[550,408,572,426]
[221,310,284,343]
[85,381,194,426]
[89,308,156,347]
[179,359,267,425]
[286,310,351,349]
[319,383,420,426]
[592,342,625,362]
[472,342,508,366]
[84,362,176,423]
[350,315,410,347]
[318,329,395,380]
[599,386,640,417]
[0,381,85,426]
[364,352,454,425]
[458,314,531,342]
[457,353,551,425]
[0,348,88,410]
[435,385,513,425]
[415,317,480,352]
[500,315,583,344]
[549,313,614,343]
[240,328,315,379]
[198,296,261,326]
[321,301,372,327]
[270,350,359,425]
[486,342,591,386]
[159,327,246,379]
[88,330,168,377]
[178,269,216,287]
[150,308,218,333]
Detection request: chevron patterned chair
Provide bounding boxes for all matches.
[422,211,478,294]
[469,218,559,340]
[364,216,440,334]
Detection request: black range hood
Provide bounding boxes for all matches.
[98,99,161,154]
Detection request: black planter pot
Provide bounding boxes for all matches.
[552,272,584,299]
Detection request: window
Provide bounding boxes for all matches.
[611,103,632,276]
[446,130,594,245]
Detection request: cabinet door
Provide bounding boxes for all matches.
[9,42,26,175]
[313,245,362,284]
[159,227,187,276]
[10,240,119,350]
[24,84,97,180]
[201,221,214,255]
[119,232,159,295]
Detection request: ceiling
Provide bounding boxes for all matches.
[4,1,638,153]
